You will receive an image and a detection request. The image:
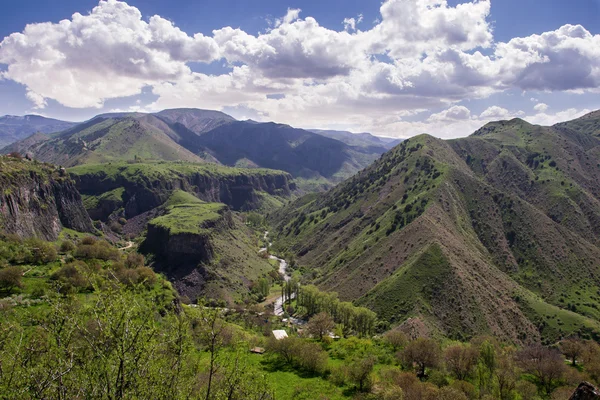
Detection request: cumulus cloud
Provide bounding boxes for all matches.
[25,90,47,109]
[533,103,549,112]
[0,0,599,138]
[480,106,513,120]
[428,105,471,122]
[0,0,219,108]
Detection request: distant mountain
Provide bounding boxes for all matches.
[0,115,78,149]
[309,129,403,151]
[194,121,382,183]
[153,108,235,135]
[4,109,388,188]
[272,110,600,344]
[2,113,208,166]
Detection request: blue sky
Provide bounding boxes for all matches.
[1,0,599,138]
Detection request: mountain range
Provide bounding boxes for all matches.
[0,115,78,149]
[1,109,395,188]
[272,110,600,344]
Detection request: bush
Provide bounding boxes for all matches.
[76,240,119,261]
[60,241,76,254]
[25,238,57,264]
[109,222,123,234]
[51,262,89,293]
[125,253,145,269]
[0,266,24,293]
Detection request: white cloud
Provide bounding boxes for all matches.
[0,0,599,138]
[0,0,219,108]
[526,107,591,126]
[343,14,363,32]
[480,106,512,120]
[428,105,471,122]
[533,103,549,112]
[275,8,302,27]
[25,90,47,109]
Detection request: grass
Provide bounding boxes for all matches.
[69,161,287,183]
[149,201,226,236]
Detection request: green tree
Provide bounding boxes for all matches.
[0,266,23,293]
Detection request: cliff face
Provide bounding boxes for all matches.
[143,207,234,267]
[0,157,94,240]
[70,162,296,221]
[140,197,272,303]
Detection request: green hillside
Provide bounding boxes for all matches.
[272,111,600,345]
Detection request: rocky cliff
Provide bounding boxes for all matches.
[70,162,295,221]
[140,192,273,302]
[0,156,94,240]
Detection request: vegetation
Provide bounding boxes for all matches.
[149,200,226,235]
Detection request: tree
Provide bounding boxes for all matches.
[383,330,408,352]
[495,349,519,400]
[194,307,232,400]
[560,338,584,366]
[438,386,468,400]
[400,338,440,379]
[517,345,566,395]
[347,355,375,392]
[444,344,478,380]
[306,312,335,341]
[0,266,23,293]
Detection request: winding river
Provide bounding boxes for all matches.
[259,231,292,317]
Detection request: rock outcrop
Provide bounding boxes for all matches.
[570,382,600,400]
[70,162,295,221]
[0,157,94,240]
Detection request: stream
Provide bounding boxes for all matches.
[259,231,301,321]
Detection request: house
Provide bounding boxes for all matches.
[272,330,288,340]
[250,347,265,354]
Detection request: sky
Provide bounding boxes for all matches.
[0,0,599,139]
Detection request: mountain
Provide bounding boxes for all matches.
[0,115,78,149]
[3,109,387,189]
[193,121,381,184]
[153,108,235,134]
[309,129,403,150]
[1,113,209,166]
[0,155,93,241]
[272,111,600,344]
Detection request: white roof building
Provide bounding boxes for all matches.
[272,330,288,340]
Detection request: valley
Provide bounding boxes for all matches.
[1,109,600,399]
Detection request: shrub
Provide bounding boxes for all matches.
[60,241,76,253]
[0,266,24,293]
[51,262,88,293]
[25,238,57,264]
[125,253,145,269]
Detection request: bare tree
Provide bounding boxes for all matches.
[399,338,440,379]
[306,312,335,341]
[559,338,584,366]
[444,344,478,380]
[383,330,408,352]
[517,345,566,395]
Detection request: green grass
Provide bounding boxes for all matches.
[69,161,286,183]
[516,291,600,344]
[164,190,204,207]
[149,201,226,235]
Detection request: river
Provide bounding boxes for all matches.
[259,231,295,318]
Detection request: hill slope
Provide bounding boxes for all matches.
[0,115,77,149]
[194,121,379,182]
[1,114,208,166]
[3,109,388,187]
[272,111,600,344]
